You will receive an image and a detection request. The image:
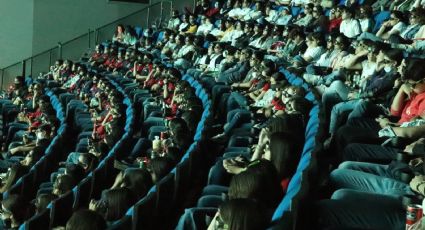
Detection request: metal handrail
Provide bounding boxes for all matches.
[0,0,175,72]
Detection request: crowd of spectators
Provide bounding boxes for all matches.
[1,0,425,229]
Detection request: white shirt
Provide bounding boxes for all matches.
[388,21,407,35]
[196,23,214,36]
[167,18,181,30]
[315,50,339,67]
[303,46,325,62]
[254,89,276,107]
[340,19,361,38]
[359,18,373,32]
[275,15,292,26]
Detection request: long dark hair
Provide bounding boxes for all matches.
[102,187,135,221]
[268,132,302,180]
[219,198,269,230]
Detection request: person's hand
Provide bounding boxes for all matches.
[409,157,423,168]
[375,117,391,128]
[347,92,357,100]
[400,83,414,99]
[223,159,246,175]
[404,138,425,154]
[409,175,425,194]
[89,199,103,212]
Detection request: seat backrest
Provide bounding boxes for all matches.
[155,174,175,217]
[49,191,75,229]
[24,208,50,230]
[73,177,92,210]
[107,215,132,230]
[132,192,157,230]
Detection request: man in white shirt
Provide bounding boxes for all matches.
[339,7,361,38]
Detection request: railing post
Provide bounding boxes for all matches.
[95,29,99,46]
[88,29,91,49]
[1,68,4,90]
[58,42,63,59]
[30,58,33,78]
[147,6,150,27]
[160,1,164,29]
[22,60,26,77]
[49,50,52,68]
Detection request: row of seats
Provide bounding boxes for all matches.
[105,74,212,229]
[268,68,322,229]
[17,77,133,230]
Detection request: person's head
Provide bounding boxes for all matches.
[53,174,75,196]
[66,209,106,230]
[389,10,405,24]
[121,168,153,199]
[101,187,135,221]
[399,58,425,80]
[334,34,349,51]
[228,162,282,208]
[1,195,28,227]
[116,24,124,34]
[340,7,355,20]
[2,164,26,193]
[214,42,224,54]
[21,146,44,166]
[377,48,403,72]
[312,5,323,17]
[147,157,174,183]
[35,124,50,141]
[65,163,86,183]
[263,132,302,179]
[306,32,324,47]
[410,7,425,25]
[358,5,373,19]
[33,193,57,214]
[215,199,269,230]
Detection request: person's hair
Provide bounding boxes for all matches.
[268,132,302,180]
[289,96,313,116]
[219,199,269,230]
[53,174,75,196]
[147,157,174,183]
[308,32,325,47]
[340,6,355,17]
[122,168,153,199]
[382,48,403,65]
[358,5,373,18]
[1,164,27,193]
[66,209,106,230]
[2,195,29,224]
[391,10,406,23]
[165,147,182,164]
[228,162,282,208]
[34,193,57,214]
[288,27,304,40]
[171,129,191,150]
[102,187,135,221]
[411,7,425,24]
[402,58,425,81]
[168,117,189,134]
[114,24,125,36]
[65,163,86,183]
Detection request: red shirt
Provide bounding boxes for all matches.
[328,18,342,32]
[391,92,425,124]
[271,98,285,111]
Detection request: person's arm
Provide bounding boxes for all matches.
[392,125,425,139]
[390,83,411,116]
[344,51,368,70]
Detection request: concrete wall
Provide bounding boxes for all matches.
[0,0,34,68]
[0,0,194,69]
[31,0,148,54]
